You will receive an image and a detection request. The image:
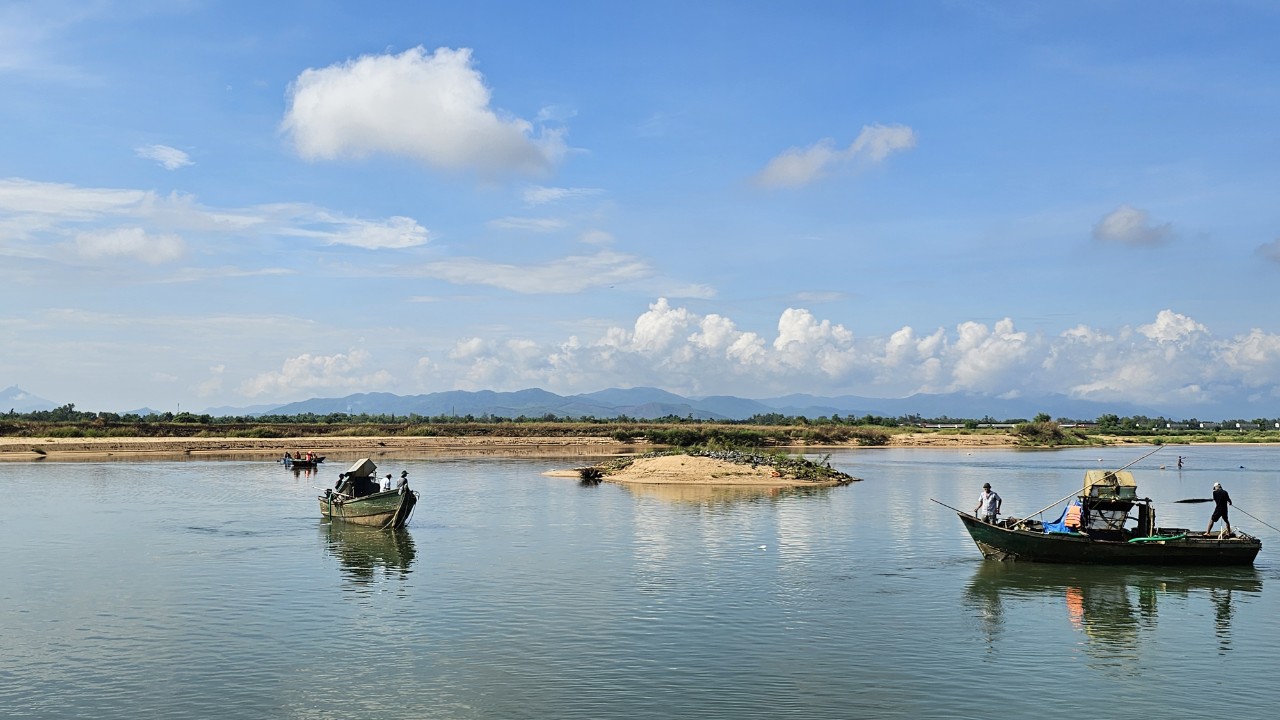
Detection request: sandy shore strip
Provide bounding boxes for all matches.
[0,431,1020,462]
[0,435,628,462]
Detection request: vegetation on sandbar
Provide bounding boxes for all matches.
[580,447,858,484]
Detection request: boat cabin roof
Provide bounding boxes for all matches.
[1083,469,1137,500]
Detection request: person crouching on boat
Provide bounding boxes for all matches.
[1206,482,1233,535]
[381,474,393,492]
[396,470,409,494]
[975,482,1002,524]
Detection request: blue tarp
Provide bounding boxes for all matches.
[1043,499,1083,534]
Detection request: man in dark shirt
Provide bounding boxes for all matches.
[1206,482,1233,535]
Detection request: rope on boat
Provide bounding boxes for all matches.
[378,490,419,530]
[1233,505,1280,535]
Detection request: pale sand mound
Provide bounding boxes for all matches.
[602,454,844,487]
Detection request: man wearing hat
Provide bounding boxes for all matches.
[1206,482,1233,535]
[396,470,410,493]
[974,482,1002,524]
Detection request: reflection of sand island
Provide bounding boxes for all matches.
[582,454,855,487]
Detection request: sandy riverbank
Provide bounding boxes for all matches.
[0,435,627,462]
[0,431,1025,462]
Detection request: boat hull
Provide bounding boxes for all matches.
[958,513,1260,565]
[284,457,324,468]
[319,489,418,530]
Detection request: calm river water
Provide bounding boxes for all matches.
[2,445,1278,719]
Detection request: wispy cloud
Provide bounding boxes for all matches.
[0,178,432,259]
[417,250,651,293]
[75,226,184,264]
[280,213,431,249]
[755,124,917,188]
[1255,238,1280,262]
[522,185,603,207]
[0,2,101,81]
[135,144,193,170]
[487,216,567,233]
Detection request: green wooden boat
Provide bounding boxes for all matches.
[950,469,1261,565]
[319,458,418,530]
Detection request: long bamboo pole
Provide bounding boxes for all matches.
[1014,445,1164,525]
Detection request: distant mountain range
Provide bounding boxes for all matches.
[251,387,1160,422]
[1,385,56,412]
[5,383,1272,421]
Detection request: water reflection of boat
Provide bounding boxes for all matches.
[964,561,1262,652]
[950,468,1262,564]
[323,522,417,584]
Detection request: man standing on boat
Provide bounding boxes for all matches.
[1206,482,1233,535]
[974,482,1002,524]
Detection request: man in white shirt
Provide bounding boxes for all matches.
[974,482,1002,524]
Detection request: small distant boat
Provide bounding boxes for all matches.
[282,454,325,468]
[943,468,1261,566]
[319,458,417,530]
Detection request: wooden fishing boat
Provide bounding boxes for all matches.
[945,468,1261,565]
[319,458,418,530]
[283,454,325,468]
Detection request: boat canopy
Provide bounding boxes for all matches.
[1083,470,1137,500]
[346,458,377,479]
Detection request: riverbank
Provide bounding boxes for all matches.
[0,432,1028,461]
[0,435,625,462]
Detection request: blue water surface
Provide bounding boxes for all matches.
[1,445,1277,719]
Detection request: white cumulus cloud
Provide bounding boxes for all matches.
[1092,205,1172,245]
[282,46,564,176]
[420,300,1280,413]
[1138,309,1207,345]
[240,349,393,398]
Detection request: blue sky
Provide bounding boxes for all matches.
[3,1,1280,415]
